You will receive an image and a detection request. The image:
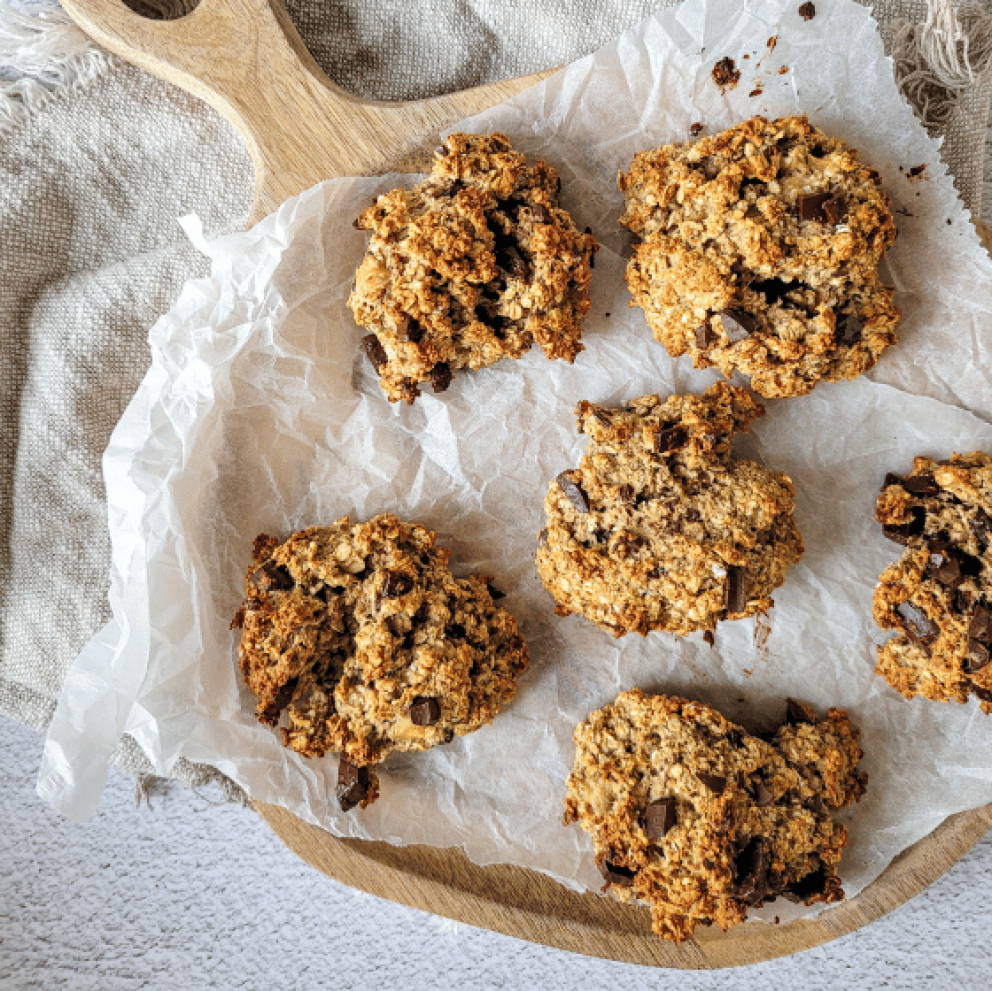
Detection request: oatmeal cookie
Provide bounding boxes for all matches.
[874,453,992,712]
[535,383,804,636]
[563,690,867,943]
[231,514,529,809]
[349,132,597,403]
[619,115,898,398]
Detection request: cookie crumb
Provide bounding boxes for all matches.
[712,57,741,92]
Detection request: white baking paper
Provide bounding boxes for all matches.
[39,0,992,922]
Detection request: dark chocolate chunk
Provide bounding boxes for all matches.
[754,782,775,807]
[249,560,294,593]
[643,798,678,841]
[362,334,388,373]
[735,838,770,905]
[695,323,716,349]
[896,600,939,649]
[799,2,816,19]
[718,308,756,343]
[835,312,864,347]
[751,278,791,305]
[336,758,371,812]
[655,425,689,454]
[786,698,817,725]
[410,696,441,726]
[822,196,845,224]
[495,239,530,280]
[381,573,414,599]
[883,472,903,489]
[698,772,728,795]
[795,191,833,223]
[430,361,452,393]
[970,509,992,543]
[926,546,964,588]
[968,605,992,643]
[724,565,749,614]
[902,473,939,496]
[556,471,591,513]
[600,859,637,887]
[786,864,830,901]
[971,684,992,704]
[396,315,424,343]
[882,506,926,545]
[965,640,991,673]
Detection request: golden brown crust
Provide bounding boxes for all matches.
[535,383,804,636]
[619,115,898,397]
[232,514,529,779]
[873,453,992,713]
[563,690,867,942]
[348,132,597,402]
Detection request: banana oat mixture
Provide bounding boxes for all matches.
[564,690,867,942]
[535,383,804,636]
[231,514,528,810]
[349,131,597,403]
[619,115,899,397]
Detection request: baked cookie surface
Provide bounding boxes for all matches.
[231,514,529,807]
[349,132,597,403]
[874,453,992,712]
[619,115,898,398]
[535,383,804,636]
[563,690,867,942]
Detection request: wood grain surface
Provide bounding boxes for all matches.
[58,0,992,967]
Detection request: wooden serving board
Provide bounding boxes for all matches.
[60,0,992,966]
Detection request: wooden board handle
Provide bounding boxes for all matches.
[60,0,551,221]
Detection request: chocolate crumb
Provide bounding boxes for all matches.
[799,1,816,18]
[903,473,939,496]
[703,630,716,648]
[690,122,704,137]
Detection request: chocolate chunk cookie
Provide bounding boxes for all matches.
[874,453,992,712]
[231,514,529,808]
[535,383,804,636]
[563,690,867,942]
[349,132,597,403]
[619,115,898,398]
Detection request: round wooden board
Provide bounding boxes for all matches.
[256,224,992,968]
[59,0,992,964]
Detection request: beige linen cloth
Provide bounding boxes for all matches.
[1,0,991,794]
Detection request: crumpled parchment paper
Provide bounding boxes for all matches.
[38,0,992,920]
